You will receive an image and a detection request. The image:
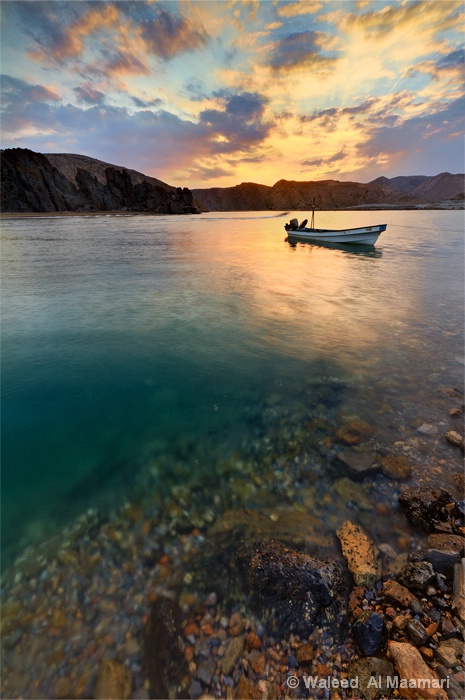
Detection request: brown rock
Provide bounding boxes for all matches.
[336,419,375,445]
[335,451,380,479]
[236,675,261,699]
[428,534,464,553]
[383,579,416,607]
[434,639,465,669]
[337,520,381,587]
[296,643,314,664]
[453,558,465,621]
[221,636,245,675]
[380,454,413,480]
[245,632,262,650]
[445,430,463,447]
[94,660,132,700]
[388,641,448,700]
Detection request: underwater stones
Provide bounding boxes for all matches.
[379,453,413,480]
[398,487,455,532]
[221,636,245,675]
[335,449,380,479]
[445,430,464,447]
[143,596,189,699]
[208,508,334,554]
[387,641,448,700]
[337,520,381,588]
[333,477,373,510]
[349,656,395,700]
[336,419,375,445]
[94,660,132,700]
[353,610,385,655]
[236,540,347,637]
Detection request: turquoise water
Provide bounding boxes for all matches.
[1,210,463,562]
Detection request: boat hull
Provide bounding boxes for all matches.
[285,224,386,245]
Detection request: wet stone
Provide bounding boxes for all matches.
[405,619,429,647]
[337,520,381,588]
[221,636,245,675]
[142,596,189,699]
[94,660,132,700]
[397,561,435,591]
[335,449,380,479]
[195,658,216,685]
[434,639,465,669]
[379,453,413,480]
[399,486,454,532]
[353,610,385,656]
[350,656,395,700]
[428,534,465,553]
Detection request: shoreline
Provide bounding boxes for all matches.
[1,202,463,221]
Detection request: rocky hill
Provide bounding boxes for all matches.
[1,148,199,214]
[193,178,417,211]
[369,172,464,201]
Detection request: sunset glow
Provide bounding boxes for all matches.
[1,0,463,187]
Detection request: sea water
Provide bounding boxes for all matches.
[1,210,463,565]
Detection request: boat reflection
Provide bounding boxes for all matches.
[285,236,383,258]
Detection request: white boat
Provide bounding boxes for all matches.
[284,213,386,245]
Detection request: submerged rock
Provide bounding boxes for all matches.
[235,540,348,637]
[336,419,375,445]
[349,656,395,700]
[143,596,189,699]
[337,520,381,588]
[94,660,132,700]
[398,487,454,532]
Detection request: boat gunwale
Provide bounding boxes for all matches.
[286,223,387,235]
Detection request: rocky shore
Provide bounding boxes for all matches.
[1,381,463,699]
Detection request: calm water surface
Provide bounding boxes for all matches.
[1,210,463,563]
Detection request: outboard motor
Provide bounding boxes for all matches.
[299,219,308,229]
[289,218,299,230]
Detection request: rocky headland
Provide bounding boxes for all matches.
[0,148,199,215]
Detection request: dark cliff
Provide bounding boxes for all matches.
[1,148,199,214]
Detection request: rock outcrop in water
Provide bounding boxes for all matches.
[0,148,199,214]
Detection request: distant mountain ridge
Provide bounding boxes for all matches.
[1,147,463,213]
[1,148,199,214]
[193,172,464,211]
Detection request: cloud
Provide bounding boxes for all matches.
[199,91,272,151]
[301,150,345,168]
[357,94,465,161]
[276,2,323,18]
[140,9,208,59]
[1,74,60,107]
[269,30,339,73]
[73,83,105,105]
[131,96,163,109]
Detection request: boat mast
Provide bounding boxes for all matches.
[310,199,315,229]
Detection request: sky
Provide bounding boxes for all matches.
[1,0,464,188]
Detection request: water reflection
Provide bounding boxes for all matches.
[286,237,383,258]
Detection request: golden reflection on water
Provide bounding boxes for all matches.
[191,215,418,371]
